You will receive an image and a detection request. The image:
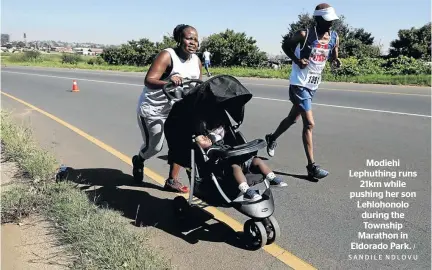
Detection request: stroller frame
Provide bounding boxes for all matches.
[163,75,281,249]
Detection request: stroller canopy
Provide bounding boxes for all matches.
[183,74,253,125]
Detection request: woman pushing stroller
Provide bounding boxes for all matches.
[132,24,202,193]
[196,110,288,202]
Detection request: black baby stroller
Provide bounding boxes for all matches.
[163,75,281,249]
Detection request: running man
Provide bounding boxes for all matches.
[265,3,341,180]
[203,49,212,76]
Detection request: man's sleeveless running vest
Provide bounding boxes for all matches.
[289,27,338,91]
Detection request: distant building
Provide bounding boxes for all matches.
[1,34,10,45]
[53,46,73,53]
[73,47,103,56]
[89,48,103,56]
[73,47,91,55]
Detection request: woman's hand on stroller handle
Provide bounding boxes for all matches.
[162,77,204,101]
[169,75,183,87]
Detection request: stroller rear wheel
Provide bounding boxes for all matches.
[263,216,281,245]
[173,196,190,219]
[244,219,267,249]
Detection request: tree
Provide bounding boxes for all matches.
[16,41,25,48]
[340,39,381,59]
[155,35,177,51]
[347,28,374,45]
[389,22,431,59]
[100,35,179,67]
[199,29,267,67]
[100,38,158,66]
[281,13,380,58]
[127,38,158,66]
[282,13,350,44]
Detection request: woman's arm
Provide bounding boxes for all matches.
[144,50,182,89]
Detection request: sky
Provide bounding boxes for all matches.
[1,0,431,55]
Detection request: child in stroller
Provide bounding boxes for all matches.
[195,110,288,202]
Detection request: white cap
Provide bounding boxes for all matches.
[313,7,339,21]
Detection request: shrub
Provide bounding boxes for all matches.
[383,55,431,75]
[324,56,430,77]
[61,53,82,65]
[87,57,105,65]
[7,51,42,63]
[330,57,361,76]
[23,51,42,61]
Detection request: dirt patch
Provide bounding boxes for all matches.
[1,157,21,191]
[1,158,75,270]
[1,216,74,270]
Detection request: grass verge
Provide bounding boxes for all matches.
[3,57,430,86]
[0,111,170,269]
[3,58,147,72]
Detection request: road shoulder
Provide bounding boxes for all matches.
[1,93,293,270]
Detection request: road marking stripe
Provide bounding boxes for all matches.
[2,70,142,87]
[241,82,431,97]
[253,97,431,118]
[4,66,146,77]
[1,90,317,270]
[318,87,431,96]
[3,70,431,97]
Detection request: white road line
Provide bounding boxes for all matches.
[2,70,143,87]
[4,70,431,118]
[253,97,431,118]
[5,66,146,77]
[4,69,430,96]
[242,83,431,97]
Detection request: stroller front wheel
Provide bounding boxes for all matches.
[263,216,281,245]
[244,219,267,249]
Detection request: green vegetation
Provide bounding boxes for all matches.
[0,111,170,269]
[3,52,430,86]
[389,23,431,59]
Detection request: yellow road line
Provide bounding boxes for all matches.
[1,90,317,270]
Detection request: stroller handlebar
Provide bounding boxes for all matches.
[162,78,204,101]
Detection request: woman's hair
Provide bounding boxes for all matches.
[173,24,193,43]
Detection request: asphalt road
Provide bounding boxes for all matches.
[1,66,431,270]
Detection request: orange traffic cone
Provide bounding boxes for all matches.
[72,80,79,92]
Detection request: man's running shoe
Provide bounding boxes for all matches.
[307,163,329,180]
[265,134,277,157]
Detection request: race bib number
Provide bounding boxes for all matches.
[306,73,321,86]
